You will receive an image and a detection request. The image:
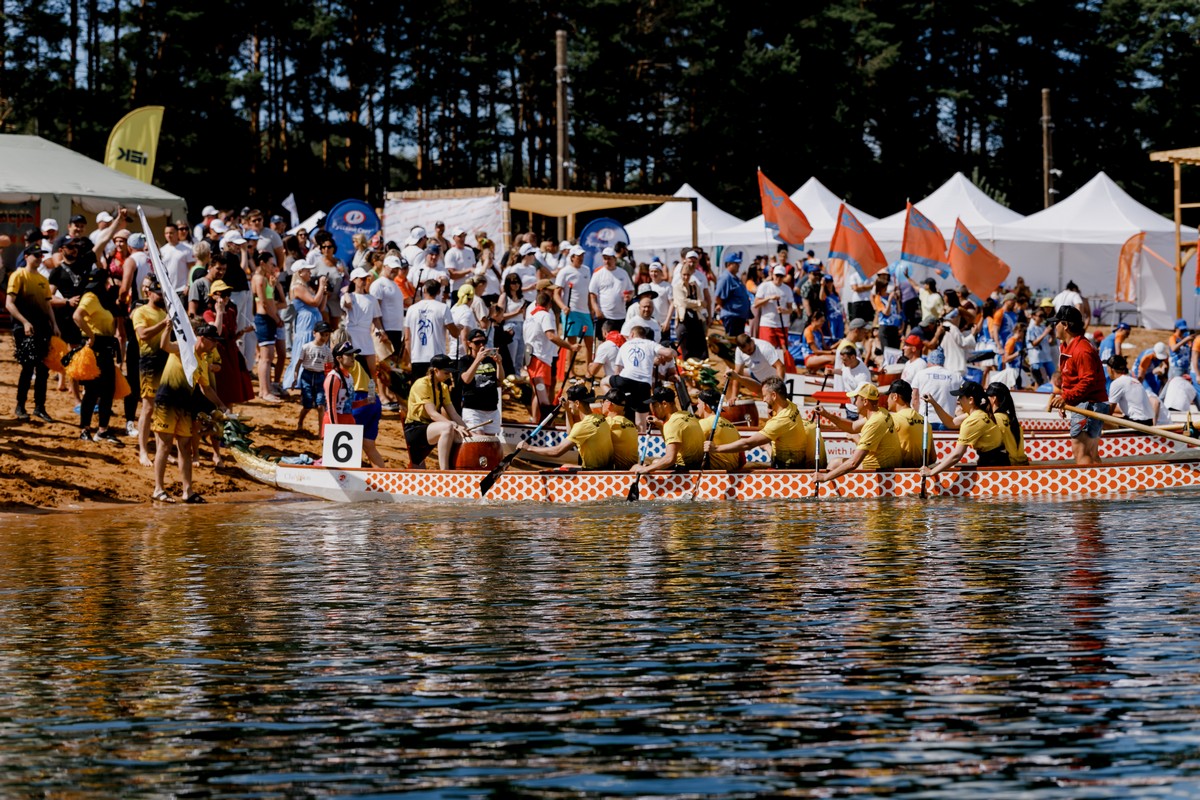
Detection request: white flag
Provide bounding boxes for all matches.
[282,193,300,228]
[138,206,199,387]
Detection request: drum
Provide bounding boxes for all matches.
[453,435,504,471]
[721,398,760,428]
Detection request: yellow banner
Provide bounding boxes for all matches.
[103,106,164,184]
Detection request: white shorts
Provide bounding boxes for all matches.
[462,406,501,435]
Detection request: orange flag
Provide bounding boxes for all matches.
[900,202,949,276]
[949,219,1010,300]
[828,203,888,278]
[1116,232,1145,303]
[758,169,813,247]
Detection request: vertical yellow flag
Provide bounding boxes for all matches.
[104,106,164,184]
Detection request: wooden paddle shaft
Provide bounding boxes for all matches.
[1065,404,1200,448]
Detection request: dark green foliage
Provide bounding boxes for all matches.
[2,0,1195,219]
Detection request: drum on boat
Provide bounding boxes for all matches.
[453,435,504,470]
[721,398,760,427]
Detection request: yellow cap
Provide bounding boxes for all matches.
[847,383,880,402]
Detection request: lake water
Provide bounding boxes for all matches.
[2,493,1200,798]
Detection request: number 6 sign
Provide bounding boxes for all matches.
[322,424,364,467]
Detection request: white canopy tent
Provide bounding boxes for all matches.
[869,172,1025,260]
[991,172,1197,330]
[625,183,744,255]
[0,134,187,224]
[719,177,878,258]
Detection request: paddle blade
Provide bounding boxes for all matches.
[478,451,517,497]
[626,474,641,502]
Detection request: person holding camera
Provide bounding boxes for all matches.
[458,328,504,435]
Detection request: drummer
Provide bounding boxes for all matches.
[707,376,821,469]
[599,388,640,470]
[522,383,614,469]
[458,327,504,435]
[694,388,744,471]
[725,333,785,400]
[813,383,901,482]
[405,353,471,470]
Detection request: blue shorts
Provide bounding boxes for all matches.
[254,314,277,344]
[352,391,382,440]
[298,369,325,410]
[562,310,593,339]
[1069,401,1110,439]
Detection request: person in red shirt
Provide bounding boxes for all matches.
[1048,305,1109,464]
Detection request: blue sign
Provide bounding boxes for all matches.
[578,217,629,270]
[326,199,380,265]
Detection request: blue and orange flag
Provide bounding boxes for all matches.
[949,219,1010,300]
[900,202,949,277]
[758,169,812,247]
[828,203,888,278]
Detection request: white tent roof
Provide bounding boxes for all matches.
[720,177,878,249]
[992,171,1191,243]
[0,134,186,218]
[625,183,744,251]
[869,171,1024,244]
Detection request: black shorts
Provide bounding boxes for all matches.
[404,421,434,467]
[385,330,403,354]
[611,375,652,414]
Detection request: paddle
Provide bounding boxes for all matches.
[1065,404,1200,448]
[919,399,930,499]
[627,431,648,502]
[688,378,730,501]
[812,409,822,498]
[478,401,562,497]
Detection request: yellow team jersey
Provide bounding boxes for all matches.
[663,410,704,468]
[957,409,1004,453]
[890,408,935,468]
[856,409,902,471]
[130,304,167,357]
[994,411,1029,465]
[7,269,52,319]
[761,401,816,469]
[77,292,116,337]
[349,359,371,392]
[698,415,742,471]
[607,414,640,470]
[567,413,615,469]
[407,375,452,425]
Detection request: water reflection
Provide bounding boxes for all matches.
[1,496,1199,797]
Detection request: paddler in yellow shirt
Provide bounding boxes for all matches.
[708,376,822,469]
[813,383,901,482]
[694,388,743,471]
[598,387,640,470]
[884,378,935,468]
[630,386,703,472]
[523,383,614,469]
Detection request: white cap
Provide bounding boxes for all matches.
[210,219,229,234]
[601,246,617,258]
[222,231,247,246]
[559,239,572,250]
[383,255,405,270]
[290,261,312,274]
[40,218,58,232]
[1154,342,1170,360]
[451,226,467,237]
[349,267,372,281]
[201,205,219,217]
[568,244,586,257]
[772,265,787,276]
[411,226,427,239]
[685,250,699,259]
[96,211,114,223]
[649,260,664,271]
[519,243,538,257]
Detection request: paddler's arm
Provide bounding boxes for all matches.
[922,393,958,429]
[921,442,967,477]
[814,447,866,483]
[813,406,860,433]
[523,440,577,458]
[708,431,769,454]
[632,441,678,473]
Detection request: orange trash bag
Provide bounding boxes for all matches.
[64,345,101,382]
[113,369,132,401]
[44,336,69,373]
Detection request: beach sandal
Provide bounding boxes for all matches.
[151,490,175,504]
[183,493,207,504]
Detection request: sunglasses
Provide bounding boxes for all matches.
[320,244,336,250]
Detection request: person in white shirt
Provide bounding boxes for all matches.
[614,325,676,431]
[88,211,114,245]
[899,334,928,384]
[369,255,408,410]
[163,222,195,273]
[1105,355,1158,424]
[403,279,462,381]
[193,205,219,242]
[753,265,796,371]
[1052,280,1087,315]
[502,242,543,304]
[726,334,785,398]
[553,244,594,363]
[844,268,874,325]
[838,345,872,418]
[411,245,450,300]
[646,262,674,330]
[160,225,193,297]
[586,320,623,392]
[1162,366,1200,414]
[939,313,976,375]
[621,287,663,343]
[444,227,477,291]
[588,246,634,327]
[523,289,579,421]
[244,209,285,265]
[912,348,962,429]
[401,226,428,273]
[340,267,385,371]
[39,219,57,257]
